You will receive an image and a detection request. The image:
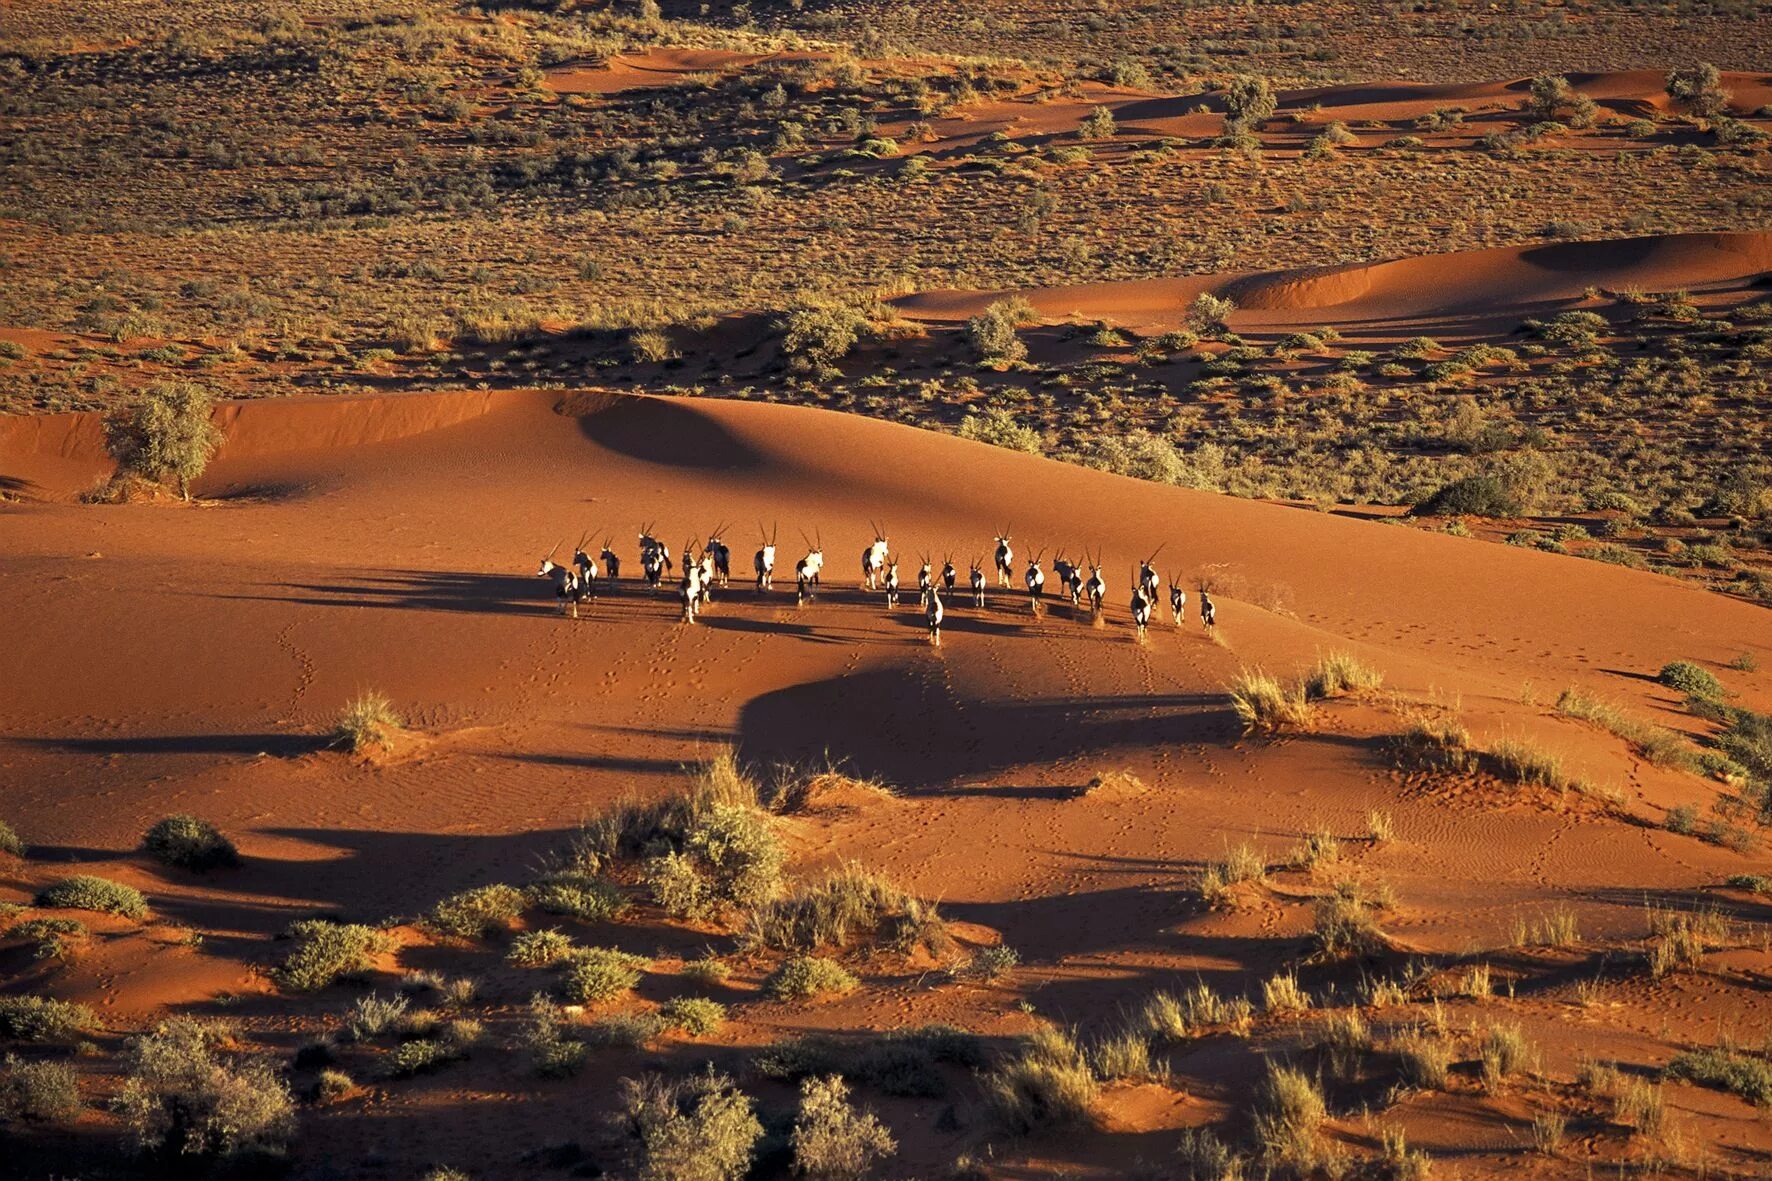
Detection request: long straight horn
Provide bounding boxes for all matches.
[771,520,779,545]
[1146,542,1167,565]
[801,528,813,549]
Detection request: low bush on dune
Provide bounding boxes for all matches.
[0,1054,81,1123]
[102,381,224,502]
[507,929,576,968]
[1665,1046,1772,1106]
[791,1074,897,1179]
[275,919,392,992]
[116,1017,295,1159]
[561,947,649,1004]
[1658,660,1723,699]
[0,819,22,858]
[659,997,726,1037]
[142,815,239,871]
[1228,668,1315,734]
[756,1026,984,1099]
[34,875,148,919]
[956,407,1043,454]
[613,1069,763,1181]
[1390,713,1475,772]
[1303,652,1384,699]
[1411,474,1520,518]
[765,956,859,1001]
[966,295,1037,365]
[642,803,783,922]
[1486,738,1571,790]
[745,863,948,957]
[984,1027,1100,1134]
[1252,1063,1328,1172]
[525,871,627,922]
[428,883,525,939]
[334,691,402,753]
[1555,688,1697,770]
[0,995,96,1042]
[1312,882,1391,959]
[8,917,88,961]
[1392,1031,1452,1091]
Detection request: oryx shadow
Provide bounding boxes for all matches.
[223,569,555,616]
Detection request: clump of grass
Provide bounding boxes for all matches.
[0,995,97,1042]
[984,1026,1099,1134]
[681,954,732,986]
[660,997,727,1037]
[0,1054,81,1122]
[1289,827,1341,871]
[35,875,148,919]
[1665,1045,1772,1106]
[428,883,525,939]
[1555,687,1696,770]
[1311,882,1390,959]
[1251,1063,1327,1171]
[1725,873,1771,895]
[746,864,948,957]
[1613,1077,1667,1135]
[1365,810,1394,844]
[1480,1022,1538,1087]
[1393,1030,1452,1090]
[275,920,392,992]
[1391,712,1475,772]
[1645,905,1729,977]
[1532,1110,1568,1155]
[1658,661,1723,699]
[1303,652,1384,699]
[1318,1010,1372,1079]
[1511,905,1581,948]
[1229,668,1315,734]
[142,815,239,871]
[766,955,859,1001]
[334,691,402,752]
[1197,841,1267,905]
[1487,738,1570,789]
[1454,962,1493,998]
[313,1068,355,1104]
[343,992,408,1041]
[0,820,24,858]
[507,929,575,968]
[519,995,585,1078]
[1262,972,1312,1015]
[525,872,627,922]
[561,947,649,1004]
[949,944,1020,982]
[8,917,87,961]
[1089,1028,1165,1082]
[1174,1127,1243,1180]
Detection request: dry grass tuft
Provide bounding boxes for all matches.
[985,1026,1100,1134]
[334,691,401,753]
[1228,668,1315,734]
[1303,651,1384,699]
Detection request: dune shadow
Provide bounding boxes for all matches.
[569,395,763,471]
[11,732,320,757]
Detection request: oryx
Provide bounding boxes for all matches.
[1130,570,1153,641]
[753,521,778,593]
[600,537,621,584]
[941,554,957,594]
[862,521,889,591]
[536,540,582,618]
[916,552,934,599]
[795,530,824,604]
[1168,574,1187,626]
[1199,588,1216,632]
[925,581,944,646]
[968,557,986,608]
[1084,551,1106,614]
[1024,548,1046,614]
[639,524,673,590]
[696,538,716,606]
[1138,545,1165,605]
[1052,551,1077,605]
[883,554,901,609]
[571,531,599,598]
[993,529,1014,587]
[705,523,732,587]
[679,539,704,624]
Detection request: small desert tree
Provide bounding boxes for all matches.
[1186,292,1236,336]
[791,1075,896,1179]
[1223,75,1277,130]
[1078,105,1116,140]
[966,295,1038,365]
[1666,63,1730,117]
[104,381,224,501]
[1527,75,1596,127]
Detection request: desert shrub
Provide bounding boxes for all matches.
[984,1027,1099,1134]
[660,997,726,1037]
[1078,105,1116,139]
[1262,972,1312,1014]
[1090,1029,1164,1082]
[779,300,874,368]
[0,820,21,857]
[1413,474,1518,517]
[756,1026,983,1098]
[0,1055,80,1122]
[343,993,408,1041]
[950,944,1019,982]
[967,296,1037,365]
[1223,75,1277,126]
[142,815,239,871]
[1665,1046,1772,1106]
[520,995,585,1078]
[0,995,95,1042]
[562,947,649,1004]
[35,875,147,919]
[956,407,1042,453]
[1366,810,1394,844]
[1303,652,1383,698]
[1312,885,1388,958]
[508,929,576,968]
[8,917,87,961]
[1252,1063,1326,1170]
[103,381,224,500]
[1174,1127,1243,1180]
[747,863,947,956]
[1228,668,1314,734]
[629,327,676,364]
[116,1017,295,1158]
[525,871,627,921]
[1197,840,1267,906]
[1527,75,1596,127]
[1666,63,1730,117]
[1480,1023,1538,1087]
[1658,661,1722,698]
[1318,1010,1372,1079]
[766,956,859,1001]
[1488,739,1569,789]
[275,920,391,992]
[643,802,783,922]
[613,1069,762,1181]
[334,691,401,752]
[1393,1031,1451,1090]
[790,1074,896,1179]
[387,1038,462,1078]
[1187,292,1236,336]
[429,884,525,939]
[1646,906,1728,977]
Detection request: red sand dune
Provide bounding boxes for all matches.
[894,230,1772,331]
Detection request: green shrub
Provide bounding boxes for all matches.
[520,995,586,1078]
[1725,873,1771,895]
[0,1054,80,1122]
[1658,661,1723,699]
[142,815,239,871]
[756,1026,984,1098]
[660,997,726,1037]
[791,1074,897,1178]
[1089,1029,1163,1082]
[116,1017,295,1158]
[0,995,96,1042]
[1078,105,1116,140]
[956,407,1043,453]
[779,300,875,368]
[645,803,784,921]
[343,993,408,1041]
[0,820,22,857]
[1665,1046,1772,1106]
[525,872,626,922]
[1186,292,1236,336]
[614,1069,762,1181]
[966,296,1037,365]
[275,920,390,992]
[1224,75,1277,126]
[1666,63,1730,117]
[984,1026,1099,1134]
[766,956,859,1001]
[561,947,649,1003]
[35,875,147,919]
[334,691,401,752]
[103,381,224,501]
[387,1038,462,1078]
[429,884,525,939]
[8,917,87,961]
[746,865,947,956]
[508,929,576,967]
[1413,474,1519,517]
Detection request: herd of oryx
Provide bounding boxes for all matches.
[536,522,1217,646]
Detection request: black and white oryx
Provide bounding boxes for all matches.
[1024,549,1046,614]
[924,580,944,646]
[941,554,957,595]
[695,538,716,605]
[1169,574,1187,626]
[1084,550,1107,614]
[883,554,901,609]
[638,524,674,590]
[679,538,704,624]
[969,557,986,608]
[705,523,732,588]
[753,522,778,594]
[795,530,824,604]
[536,540,584,618]
[600,537,621,584]
[1199,588,1216,632]
[1137,545,1165,607]
[916,553,934,600]
[1052,552,1078,607]
[861,522,890,591]
[571,530,600,599]
[993,529,1014,588]
[1130,568,1153,641]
